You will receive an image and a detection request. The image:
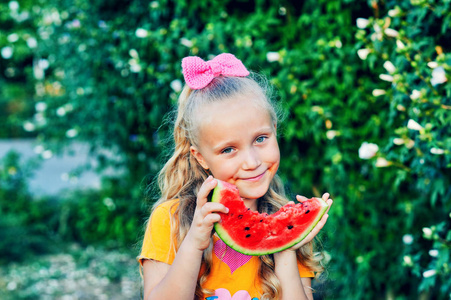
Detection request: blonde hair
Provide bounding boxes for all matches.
[152,74,323,299]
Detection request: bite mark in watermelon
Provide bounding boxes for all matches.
[211,179,329,256]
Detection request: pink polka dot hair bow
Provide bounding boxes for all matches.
[181,53,250,90]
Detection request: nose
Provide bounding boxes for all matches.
[242,147,261,170]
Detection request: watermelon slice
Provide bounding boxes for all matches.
[211,179,329,255]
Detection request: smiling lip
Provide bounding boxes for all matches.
[243,171,266,182]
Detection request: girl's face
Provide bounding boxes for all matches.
[190,95,280,210]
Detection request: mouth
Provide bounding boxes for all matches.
[242,170,266,182]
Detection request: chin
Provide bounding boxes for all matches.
[237,184,270,200]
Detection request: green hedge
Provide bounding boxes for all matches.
[1,0,450,298]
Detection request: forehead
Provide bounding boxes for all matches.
[194,95,273,146]
[197,92,270,122]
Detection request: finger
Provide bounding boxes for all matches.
[325,199,333,214]
[322,193,330,201]
[196,176,217,208]
[296,195,308,202]
[302,214,329,244]
[200,202,229,217]
[203,213,222,226]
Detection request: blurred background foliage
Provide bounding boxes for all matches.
[0,0,450,299]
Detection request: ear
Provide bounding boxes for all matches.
[190,146,209,170]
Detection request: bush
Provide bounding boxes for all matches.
[0,151,58,262]
[352,0,451,296]
[0,0,38,138]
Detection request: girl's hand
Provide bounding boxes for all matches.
[282,193,333,252]
[185,176,229,252]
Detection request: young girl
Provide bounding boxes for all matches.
[138,53,332,300]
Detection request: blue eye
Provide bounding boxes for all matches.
[221,147,233,154]
[256,136,267,143]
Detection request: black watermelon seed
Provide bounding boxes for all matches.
[305,210,310,214]
[287,225,293,230]
[238,215,243,219]
[246,234,251,238]
[259,219,263,222]
[244,227,250,231]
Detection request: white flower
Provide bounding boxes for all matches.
[150,1,159,8]
[6,281,17,291]
[135,28,148,38]
[407,119,423,131]
[358,142,379,159]
[427,61,438,69]
[180,38,193,48]
[430,148,445,155]
[1,46,13,59]
[26,37,38,48]
[38,59,49,70]
[375,157,390,167]
[383,61,396,74]
[397,104,406,111]
[7,33,19,43]
[103,197,116,211]
[405,139,415,149]
[23,121,36,132]
[422,270,436,278]
[33,64,44,80]
[393,138,404,145]
[33,145,44,154]
[35,102,47,112]
[42,150,53,160]
[379,74,394,82]
[335,40,342,48]
[410,89,421,100]
[266,52,281,62]
[422,227,433,239]
[385,28,399,37]
[357,49,370,60]
[129,49,139,58]
[66,128,78,138]
[326,130,338,140]
[373,23,381,33]
[279,6,287,16]
[130,63,142,73]
[402,234,413,245]
[372,89,386,97]
[428,249,439,257]
[170,79,182,93]
[9,1,19,11]
[356,18,369,29]
[403,255,413,266]
[388,7,401,17]
[396,40,405,50]
[56,107,66,117]
[430,67,447,86]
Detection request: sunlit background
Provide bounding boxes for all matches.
[1,0,450,299]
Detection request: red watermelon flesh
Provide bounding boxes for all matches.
[211,179,329,255]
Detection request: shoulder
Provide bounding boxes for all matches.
[153,199,180,213]
[150,199,180,221]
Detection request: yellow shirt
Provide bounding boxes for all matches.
[138,200,314,299]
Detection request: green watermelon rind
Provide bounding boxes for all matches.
[211,180,329,256]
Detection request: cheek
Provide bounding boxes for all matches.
[269,142,280,164]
